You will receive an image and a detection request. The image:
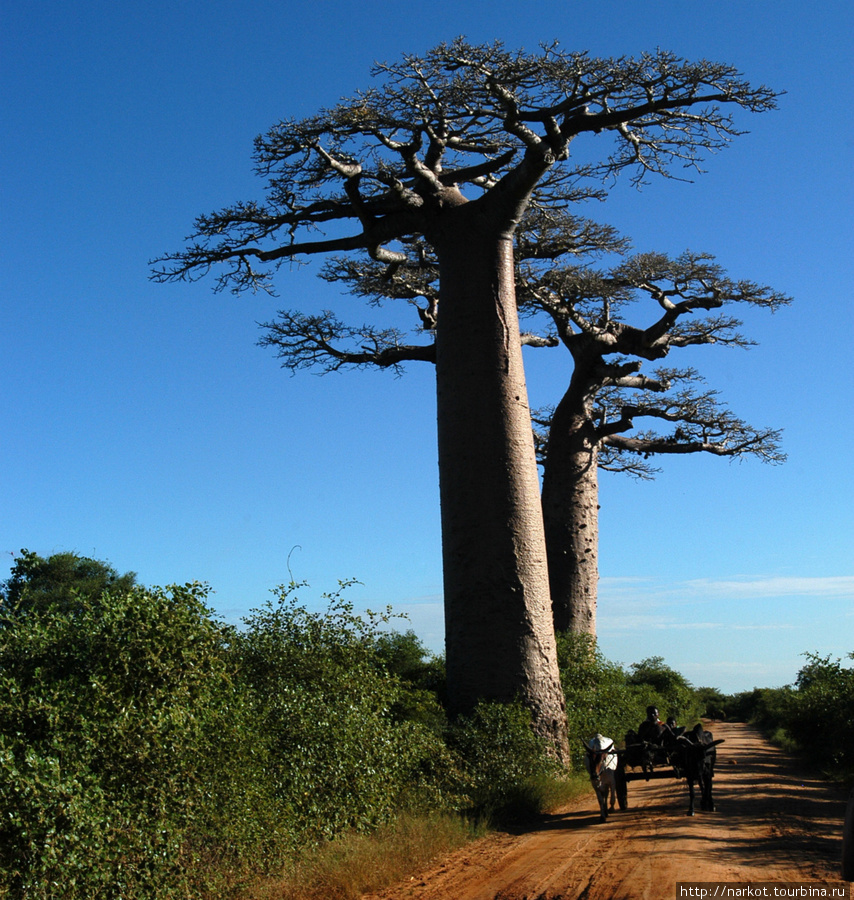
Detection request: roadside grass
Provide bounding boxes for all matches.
[487,770,591,825]
[766,725,799,756]
[762,725,854,788]
[238,812,484,900]
[237,773,590,900]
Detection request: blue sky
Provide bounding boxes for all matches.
[3,0,852,694]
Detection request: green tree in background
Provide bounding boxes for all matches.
[1,549,137,617]
[627,655,702,724]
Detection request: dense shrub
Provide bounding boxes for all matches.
[1,549,137,617]
[232,582,459,842]
[0,561,461,898]
[785,652,854,776]
[370,629,448,735]
[445,700,563,822]
[557,632,644,764]
[0,572,232,899]
[695,686,729,719]
[725,685,795,727]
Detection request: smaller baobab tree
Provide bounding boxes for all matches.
[532,372,785,633]
[260,211,790,635]
[523,249,789,633]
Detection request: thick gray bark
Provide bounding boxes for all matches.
[432,215,568,760]
[542,382,600,635]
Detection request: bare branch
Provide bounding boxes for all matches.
[153,40,781,293]
[258,309,435,374]
[593,378,787,466]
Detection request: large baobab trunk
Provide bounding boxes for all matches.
[541,385,600,635]
[433,218,568,762]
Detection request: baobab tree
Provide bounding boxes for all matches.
[262,212,789,635]
[153,39,779,759]
[523,247,789,633]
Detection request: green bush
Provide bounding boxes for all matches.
[557,632,643,765]
[370,630,448,734]
[726,685,795,728]
[1,549,137,618]
[445,700,562,822]
[0,572,232,899]
[0,561,462,897]
[233,583,459,842]
[786,652,854,775]
[695,686,729,719]
[626,656,703,726]
[721,653,853,781]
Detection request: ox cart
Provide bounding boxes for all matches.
[613,724,724,817]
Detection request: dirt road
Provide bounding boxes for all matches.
[365,722,849,900]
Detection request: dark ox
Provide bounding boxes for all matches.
[666,723,724,816]
[621,722,723,816]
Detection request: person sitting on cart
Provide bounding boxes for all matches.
[665,715,686,737]
[638,706,664,742]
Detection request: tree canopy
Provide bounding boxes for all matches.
[0,549,137,620]
[152,39,778,293]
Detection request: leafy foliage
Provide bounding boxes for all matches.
[0,549,137,617]
[445,700,563,822]
[626,655,703,724]
[0,558,231,898]
[725,686,796,728]
[786,653,854,773]
[232,583,458,840]
[370,629,448,732]
[0,557,462,898]
[694,686,729,719]
[557,632,644,763]
[557,636,707,764]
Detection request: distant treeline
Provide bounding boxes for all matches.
[705,657,854,776]
[1,550,850,899]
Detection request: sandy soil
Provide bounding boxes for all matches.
[364,722,850,900]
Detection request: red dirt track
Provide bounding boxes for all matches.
[365,722,849,900]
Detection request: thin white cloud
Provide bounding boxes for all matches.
[691,659,793,673]
[600,617,795,634]
[681,575,854,599]
[600,574,854,603]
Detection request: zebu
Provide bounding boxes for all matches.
[667,723,724,816]
[583,734,618,822]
